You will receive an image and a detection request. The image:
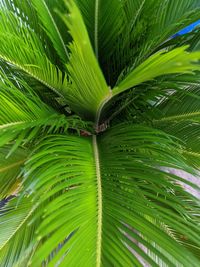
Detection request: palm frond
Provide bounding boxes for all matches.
[0,8,68,98]
[103,0,200,86]
[31,0,69,64]
[76,0,124,60]
[1,125,199,266]
[153,84,200,122]
[150,0,200,48]
[148,84,200,167]
[0,197,38,267]
[0,72,88,153]
[19,135,98,266]
[57,0,111,121]
[0,0,68,69]
[113,46,200,96]
[99,124,200,266]
[1,1,200,266]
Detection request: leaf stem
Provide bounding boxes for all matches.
[95,88,112,132]
[92,134,102,267]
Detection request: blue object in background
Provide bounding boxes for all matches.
[173,20,200,37]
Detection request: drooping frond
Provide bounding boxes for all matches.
[153,84,200,122]
[0,0,69,69]
[0,196,38,267]
[147,83,200,166]
[0,1,200,266]
[7,135,99,267]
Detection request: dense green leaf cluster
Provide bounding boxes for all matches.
[0,0,200,266]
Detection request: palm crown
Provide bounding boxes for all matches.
[1,0,200,266]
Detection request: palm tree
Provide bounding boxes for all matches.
[1,0,200,266]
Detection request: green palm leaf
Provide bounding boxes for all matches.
[1,125,200,266]
[76,0,123,59]
[0,72,87,154]
[58,0,111,121]
[0,8,68,98]
[151,84,200,167]
[113,46,200,95]
[1,1,200,266]
[0,197,38,267]
[31,0,69,64]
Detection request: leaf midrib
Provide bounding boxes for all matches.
[41,0,69,61]
[0,206,35,250]
[92,135,102,267]
[153,110,200,123]
[0,54,66,99]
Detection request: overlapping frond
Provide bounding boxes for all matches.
[1,125,199,266]
[99,124,200,266]
[0,72,88,154]
[103,0,200,86]
[0,8,68,98]
[4,135,98,267]
[0,0,200,266]
[0,197,38,267]
[148,83,200,167]
[76,0,123,59]
[153,84,200,122]
[58,0,110,120]
[0,76,57,148]
[31,0,69,64]
[113,46,200,95]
